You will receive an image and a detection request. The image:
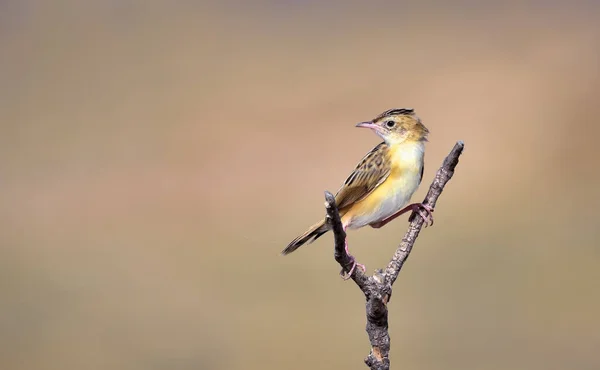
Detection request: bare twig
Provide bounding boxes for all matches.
[325,192,368,290]
[324,141,464,370]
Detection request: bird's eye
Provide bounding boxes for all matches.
[385,120,395,128]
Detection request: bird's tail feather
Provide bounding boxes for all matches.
[281,219,329,255]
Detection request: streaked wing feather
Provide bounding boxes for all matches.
[335,142,391,211]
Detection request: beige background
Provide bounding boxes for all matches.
[2,1,600,369]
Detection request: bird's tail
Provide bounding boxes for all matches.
[281,219,330,255]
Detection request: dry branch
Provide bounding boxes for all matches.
[324,141,464,370]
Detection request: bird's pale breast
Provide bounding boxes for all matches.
[342,141,424,229]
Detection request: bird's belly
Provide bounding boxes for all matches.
[342,173,420,229]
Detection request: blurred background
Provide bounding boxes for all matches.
[2,1,600,369]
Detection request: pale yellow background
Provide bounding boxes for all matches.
[2,1,600,369]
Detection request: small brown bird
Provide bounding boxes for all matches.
[282,108,433,278]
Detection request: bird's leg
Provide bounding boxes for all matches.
[370,203,434,229]
[340,225,366,280]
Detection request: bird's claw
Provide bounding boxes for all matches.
[416,203,434,227]
[340,234,365,280]
[340,259,366,280]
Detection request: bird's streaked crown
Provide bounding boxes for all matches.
[357,108,429,144]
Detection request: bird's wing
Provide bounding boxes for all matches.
[335,142,391,211]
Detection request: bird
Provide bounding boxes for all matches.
[281,108,433,279]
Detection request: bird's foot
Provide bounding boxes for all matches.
[340,258,366,280]
[340,241,366,280]
[413,203,434,227]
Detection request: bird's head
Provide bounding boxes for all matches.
[356,108,429,145]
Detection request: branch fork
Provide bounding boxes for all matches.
[324,141,464,370]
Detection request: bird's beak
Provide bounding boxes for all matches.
[356,121,379,130]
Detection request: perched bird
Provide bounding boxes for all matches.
[282,108,433,279]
